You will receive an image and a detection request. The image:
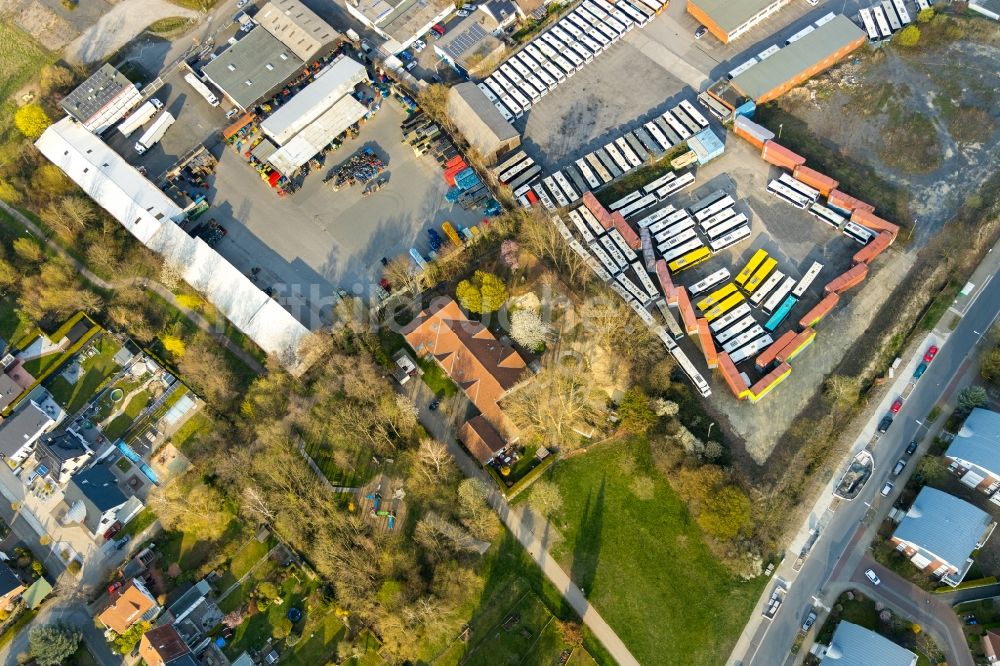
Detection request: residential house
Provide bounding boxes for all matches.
[139,624,198,666]
[817,621,916,666]
[946,408,1000,494]
[458,414,508,465]
[98,578,160,634]
[402,298,527,430]
[983,628,1000,663]
[34,430,93,485]
[164,578,223,648]
[0,375,25,413]
[0,400,56,468]
[479,0,518,28]
[0,561,25,611]
[62,464,144,539]
[890,486,996,586]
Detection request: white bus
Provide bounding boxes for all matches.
[583,1,608,19]
[809,202,845,229]
[642,208,678,232]
[619,193,658,218]
[628,299,655,325]
[655,217,696,244]
[616,0,649,26]
[643,172,677,195]
[844,221,875,245]
[658,228,698,251]
[609,190,643,211]
[575,158,602,189]
[506,165,541,191]
[585,152,613,183]
[631,261,659,298]
[727,57,759,80]
[699,207,736,232]
[604,143,631,173]
[710,302,752,333]
[785,25,815,45]
[882,0,901,31]
[644,122,671,151]
[662,110,692,140]
[601,235,629,268]
[525,43,548,64]
[778,172,820,201]
[792,261,823,297]
[604,14,627,35]
[767,180,811,209]
[689,269,731,296]
[679,99,710,128]
[757,44,780,60]
[709,224,751,252]
[552,54,577,76]
[579,34,604,57]
[705,213,749,240]
[716,315,756,344]
[814,12,837,27]
[662,238,705,262]
[873,6,893,39]
[484,77,506,100]
[729,334,773,365]
[609,8,633,30]
[542,176,568,207]
[567,210,597,243]
[611,230,639,260]
[672,348,712,397]
[532,65,558,91]
[498,155,535,183]
[589,242,618,274]
[553,171,579,201]
[694,193,735,222]
[184,72,219,106]
[615,137,643,168]
[508,85,532,111]
[656,172,695,198]
[540,59,566,84]
[532,183,556,209]
[656,117,683,146]
[634,0,663,13]
[762,277,797,314]
[616,273,646,301]
[860,8,880,41]
[577,205,607,236]
[672,105,702,135]
[750,270,786,306]
[561,42,587,68]
[723,325,766,354]
[892,0,912,24]
[559,18,585,40]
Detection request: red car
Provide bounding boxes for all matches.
[890,398,903,414]
[107,581,124,595]
[924,345,939,362]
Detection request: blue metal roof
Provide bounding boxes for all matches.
[820,621,916,666]
[948,408,1000,478]
[893,487,994,569]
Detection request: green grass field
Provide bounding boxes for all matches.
[102,388,151,440]
[46,335,123,413]
[533,437,767,666]
[0,22,55,137]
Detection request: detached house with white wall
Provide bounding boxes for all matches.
[0,400,56,469]
[946,408,1000,495]
[890,486,996,586]
[63,465,143,540]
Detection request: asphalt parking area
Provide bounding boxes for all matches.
[202,101,483,326]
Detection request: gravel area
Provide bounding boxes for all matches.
[64,0,197,64]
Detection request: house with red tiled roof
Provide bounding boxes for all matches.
[98,579,161,635]
[403,298,528,463]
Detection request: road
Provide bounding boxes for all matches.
[732,249,1000,666]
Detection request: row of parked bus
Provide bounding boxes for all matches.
[859,0,914,42]
[767,174,878,248]
[496,100,709,210]
[479,0,665,122]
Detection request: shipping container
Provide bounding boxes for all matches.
[582,192,614,229]
[827,189,875,215]
[677,287,699,333]
[793,165,839,197]
[775,328,816,363]
[761,141,806,170]
[851,209,900,239]
[798,292,839,329]
[747,362,791,402]
[735,249,768,286]
[655,259,677,302]
[696,318,718,369]
[718,352,750,399]
[613,213,642,249]
[853,230,894,264]
[733,115,774,149]
[824,263,869,295]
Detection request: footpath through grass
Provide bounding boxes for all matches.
[538,437,767,666]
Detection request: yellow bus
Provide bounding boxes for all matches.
[735,249,768,286]
[667,246,711,273]
[696,283,737,312]
[704,292,746,322]
[744,257,778,293]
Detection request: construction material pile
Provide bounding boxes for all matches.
[326,147,386,190]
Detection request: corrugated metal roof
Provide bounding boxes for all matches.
[948,408,1000,479]
[268,95,367,174]
[820,621,916,666]
[260,56,368,145]
[60,64,136,125]
[730,15,864,100]
[447,82,519,157]
[893,486,994,568]
[689,0,784,34]
[256,0,339,61]
[688,127,724,163]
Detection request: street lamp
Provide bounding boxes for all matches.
[707,422,715,440]
[777,123,783,139]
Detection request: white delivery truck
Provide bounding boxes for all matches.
[117,98,163,137]
[135,111,175,154]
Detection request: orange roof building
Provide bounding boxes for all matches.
[403,298,528,438]
[98,579,160,635]
[458,415,508,465]
[139,625,192,666]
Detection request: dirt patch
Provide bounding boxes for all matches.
[5,0,77,50]
[947,106,997,144]
[63,0,197,65]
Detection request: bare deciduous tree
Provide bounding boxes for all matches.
[415,438,454,482]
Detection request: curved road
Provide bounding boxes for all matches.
[0,201,266,375]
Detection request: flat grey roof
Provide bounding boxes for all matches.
[202,29,304,110]
[731,15,865,100]
[60,64,133,123]
[949,408,1000,478]
[448,82,519,155]
[894,487,994,568]
[820,621,916,666]
[689,0,783,34]
[256,0,339,62]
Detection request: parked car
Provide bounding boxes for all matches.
[456,8,470,16]
[461,3,477,9]
[360,39,372,53]
[405,61,417,71]
[398,50,413,62]
[695,25,708,39]
[431,23,446,36]
[865,568,881,585]
[892,459,906,477]
[890,398,903,414]
[107,580,124,595]
[905,440,918,455]
[924,345,939,362]
[429,398,441,411]
[412,38,426,51]
[103,520,122,540]
[878,416,893,433]
[236,0,249,7]
[802,611,817,632]
[226,108,240,120]
[880,482,893,497]
[115,535,131,551]
[150,98,164,109]
[914,362,927,379]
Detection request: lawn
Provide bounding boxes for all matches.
[169,409,213,452]
[121,507,157,539]
[0,299,38,350]
[215,536,275,593]
[21,350,66,378]
[45,335,123,413]
[531,437,768,666]
[415,356,458,397]
[0,22,55,135]
[102,389,151,441]
[157,519,242,576]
